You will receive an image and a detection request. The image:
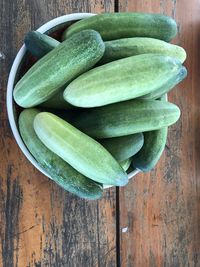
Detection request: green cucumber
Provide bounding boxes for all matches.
[100,37,186,64]
[19,109,103,200]
[73,99,180,138]
[63,13,177,42]
[132,129,168,172]
[141,66,187,100]
[99,133,144,161]
[24,31,60,58]
[132,95,168,172]
[14,30,105,108]
[34,112,128,186]
[64,54,183,108]
[40,89,74,110]
[120,158,132,171]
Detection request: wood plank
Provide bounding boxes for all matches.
[118,1,200,266]
[0,1,116,267]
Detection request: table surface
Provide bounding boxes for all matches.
[0,0,199,266]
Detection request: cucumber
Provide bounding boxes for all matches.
[34,112,128,186]
[24,31,60,58]
[24,32,74,110]
[141,66,187,100]
[73,99,180,138]
[40,89,74,110]
[100,37,186,64]
[64,54,183,108]
[63,13,177,42]
[120,158,132,172]
[14,30,105,108]
[99,133,144,161]
[19,109,103,200]
[132,128,168,172]
[132,95,168,172]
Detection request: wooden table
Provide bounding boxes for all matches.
[0,0,199,266]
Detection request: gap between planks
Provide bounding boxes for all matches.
[113,2,121,267]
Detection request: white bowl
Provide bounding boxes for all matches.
[7,13,139,189]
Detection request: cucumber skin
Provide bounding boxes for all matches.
[40,89,74,110]
[120,158,132,171]
[132,128,168,172]
[132,95,168,172]
[63,13,177,42]
[100,37,186,64]
[24,32,72,110]
[24,33,73,110]
[34,112,128,186]
[19,109,103,200]
[74,99,180,138]
[24,31,60,58]
[99,133,144,161]
[14,30,105,108]
[141,66,187,100]
[64,54,183,108]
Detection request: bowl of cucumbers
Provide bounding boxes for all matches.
[7,12,187,200]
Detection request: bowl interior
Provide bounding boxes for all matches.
[7,13,139,189]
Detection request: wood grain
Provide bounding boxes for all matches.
[118,1,200,266]
[1,1,200,266]
[0,1,116,267]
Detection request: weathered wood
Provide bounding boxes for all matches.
[1,1,200,266]
[0,1,116,267]
[118,0,200,266]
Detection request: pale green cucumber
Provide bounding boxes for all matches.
[99,133,144,161]
[34,112,128,186]
[63,13,177,42]
[141,66,187,100]
[120,158,132,171]
[64,54,183,108]
[24,31,60,58]
[40,89,74,110]
[19,109,103,199]
[14,30,105,108]
[73,99,180,138]
[100,37,186,64]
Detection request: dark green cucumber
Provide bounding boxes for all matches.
[24,31,60,58]
[74,99,180,138]
[100,37,186,64]
[19,109,103,200]
[64,54,183,108]
[34,112,128,186]
[63,13,177,42]
[40,108,81,125]
[99,133,144,161]
[132,95,168,172]
[40,89,74,110]
[14,30,105,108]
[120,158,132,171]
[132,128,168,172]
[141,66,187,100]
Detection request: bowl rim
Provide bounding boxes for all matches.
[7,12,140,190]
